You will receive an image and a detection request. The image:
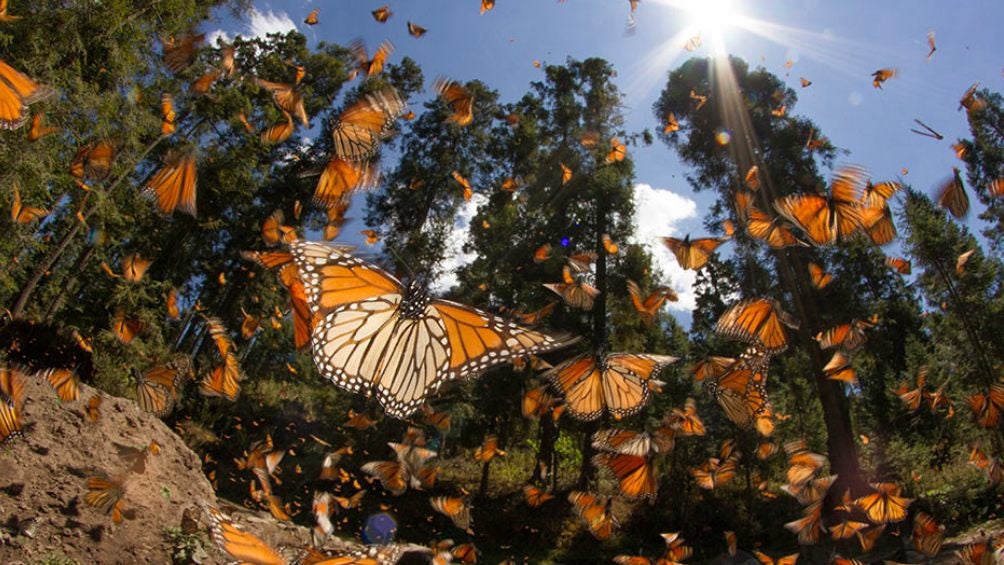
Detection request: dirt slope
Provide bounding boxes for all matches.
[0,376,429,565]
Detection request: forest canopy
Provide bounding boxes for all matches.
[0,1,1002,564]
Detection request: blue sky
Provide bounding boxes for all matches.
[206,0,1004,324]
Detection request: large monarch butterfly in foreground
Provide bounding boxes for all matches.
[544,352,678,421]
[291,241,579,419]
[0,59,50,129]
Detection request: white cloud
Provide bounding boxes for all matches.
[246,8,296,39]
[430,194,488,293]
[206,29,231,47]
[628,183,699,311]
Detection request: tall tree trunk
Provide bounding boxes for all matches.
[532,416,556,484]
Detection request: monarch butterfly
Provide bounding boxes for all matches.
[70,139,118,182]
[202,504,285,565]
[855,482,911,524]
[689,89,707,110]
[304,8,319,25]
[259,110,293,145]
[360,229,379,245]
[661,532,694,562]
[450,543,478,564]
[371,5,391,22]
[957,249,976,276]
[350,39,394,78]
[333,490,366,511]
[407,21,427,38]
[774,165,883,245]
[856,524,885,553]
[865,205,897,245]
[255,77,308,127]
[690,457,737,490]
[0,0,19,22]
[783,474,836,506]
[136,357,192,417]
[690,355,736,382]
[27,112,56,141]
[988,178,1004,198]
[311,491,334,546]
[912,511,944,557]
[830,521,869,543]
[684,33,702,51]
[626,280,677,326]
[967,384,1004,429]
[871,68,897,89]
[799,77,812,88]
[667,397,706,436]
[523,485,555,508]
[560,161,573,184]
[330,85,405,161]
[716,297,798,355]
[200,352,242,401]
[36,367,80,402]
[753,551,799,565]
[292,241,578,418]
[969,445,1003,485]
[784,501,823,544]
[593,451,657,499]
[85,476,125,523]
[602,233,619,254]
[605,137,626,164]
[959,82,986,113]
[160,32,204,74]
[861,179,902,208]
[661,235,727,270]
[895,366,930,412]
[744,165,760,190]
[0,367,24,445]
[10,182,48,224]
[533,243,552,263]
[473,434,506,462]
[936,167,969,219]
[431,496,473,532]
[756,440,779,460]
[823,351,856,384]
[806,262,832,290]
[120,253,152,284]
[784,439,827,489]
[0,59,50,130]
[85,394,101,422]
[815,316,876,352]
[312,157,379,208]
[160,92,176,135]
[434,76,474,126]
[144,150,197,217]
[662,112,680,134]
[240,308,259,340]
[591,429,653,456]
[112,307,146,344]
[190,71,217,94]
[545,352,677,421]
[746,206,806,248]
[956,541,994,565]
[261,209,294,246]
[805,128,828,150]
[240,251,314,350]
[704,352,774,435]
[452,170,473,201]
[568,491,618,540]
[521,385,561,419]
[771,104,787,117]
[204,316,235,357]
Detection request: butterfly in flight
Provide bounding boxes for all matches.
[291,241,579,418]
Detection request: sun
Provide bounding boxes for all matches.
[681,0,741,37]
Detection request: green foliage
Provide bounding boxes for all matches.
[163,526,209,564]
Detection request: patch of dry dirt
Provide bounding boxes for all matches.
[0,376,430,565]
